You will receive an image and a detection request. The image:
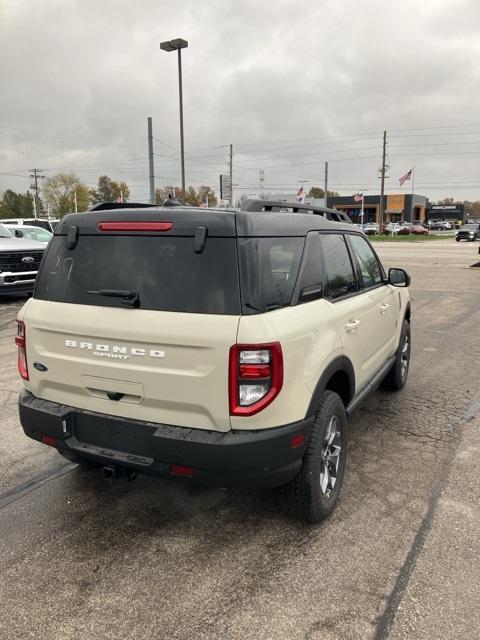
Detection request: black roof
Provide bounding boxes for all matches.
[56,206,355,238]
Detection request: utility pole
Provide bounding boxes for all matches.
[147,117,155,204]
[378,131,388,228]
[29,169,44,219]
[259,169,265,193]
[229,144,233,207]
[324,161,328,208]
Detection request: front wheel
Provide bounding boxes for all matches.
[280,391,347,523]
[381,319,411,391]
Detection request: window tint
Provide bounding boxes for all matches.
[321,234,357,299]
[35,236,240,315]
[239,237,304,313]
[297,233,323,300]
[348,234,383,289]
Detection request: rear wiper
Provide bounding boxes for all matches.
[86,289,140,308]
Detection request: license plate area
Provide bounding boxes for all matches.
[73,412,154,456]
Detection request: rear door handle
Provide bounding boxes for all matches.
[345,320,361,333]
[379,303,390,314]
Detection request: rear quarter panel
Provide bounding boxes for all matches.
[232,300,341,429]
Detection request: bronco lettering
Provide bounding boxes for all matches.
[65,339,165,358]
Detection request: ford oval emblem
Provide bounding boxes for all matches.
[33,362,48,372]
[22,256,35,264]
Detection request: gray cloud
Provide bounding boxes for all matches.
[1,0,480,202]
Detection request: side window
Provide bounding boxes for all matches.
[348,234,383,289]
[321,234,357,300]
[297,233,323,302]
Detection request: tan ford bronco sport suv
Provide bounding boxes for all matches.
[16,205,411,522]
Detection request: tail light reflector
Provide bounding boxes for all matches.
[15,320,29,380]
[229,342,283,416]
[97,221,172,232]
[289,433,305,449]
[170,464,194,478]
[41,435,58,447]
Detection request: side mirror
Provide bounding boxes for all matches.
[388,267,410,287]
[299,283,323,303]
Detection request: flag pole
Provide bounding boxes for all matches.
[410,167,415,222]
[361,193,364,226]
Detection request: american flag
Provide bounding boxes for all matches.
[399,169,413,186]
[353,192,363,202]
[296,186,305,203]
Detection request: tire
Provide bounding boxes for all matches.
[456,238,460,242]
[280,391,347,523]
[381,319,411,391]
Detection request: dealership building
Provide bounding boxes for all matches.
[327,194,429,225]
[425,203,469,224]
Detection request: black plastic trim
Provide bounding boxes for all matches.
[18,390,315,489]
[305,356,356,418]
[345,356,396,416]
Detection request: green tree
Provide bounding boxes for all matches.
[155,185,216,207]
[437,197,456,205]
[184,185,200,206]
[73,183,90,212]
[155,186,182,204]
[42,173,90,217]
[89,175,130,204]
[307,187,340,199]
[0,190,34,219]
[198,185,217,207]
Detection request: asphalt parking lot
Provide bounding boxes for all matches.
[0,239,479,640]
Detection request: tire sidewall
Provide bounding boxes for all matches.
[303,392,347,519]
[396,319,411,387]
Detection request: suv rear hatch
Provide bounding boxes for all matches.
[25,210,240,432]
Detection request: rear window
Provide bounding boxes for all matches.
[238,237,305,313]
[35,235,240,315]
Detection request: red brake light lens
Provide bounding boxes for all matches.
[229,342,283,416]
[15,320,29,381]
[97,221,172,232]
[238,364,271,379]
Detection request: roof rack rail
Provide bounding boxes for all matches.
[240,199,353,224]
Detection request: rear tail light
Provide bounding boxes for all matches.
[15,320,29,380]
[229,342,283,416]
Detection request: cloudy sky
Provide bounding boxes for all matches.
[1,0,480,203]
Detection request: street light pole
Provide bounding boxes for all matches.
[177,48,186,203]
[160,38,189,203]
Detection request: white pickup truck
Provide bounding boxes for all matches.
[0,223,45,297]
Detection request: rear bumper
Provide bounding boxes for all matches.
[19,390,314,489]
